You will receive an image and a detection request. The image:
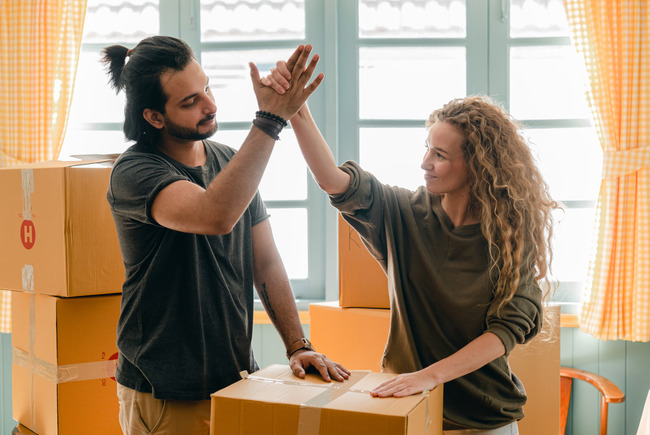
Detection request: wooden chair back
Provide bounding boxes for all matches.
[560,367,625,435]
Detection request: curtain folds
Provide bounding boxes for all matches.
[564,0,649,341]
[0,1,87,333]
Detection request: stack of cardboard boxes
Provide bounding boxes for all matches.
[208,220,444,434]
[309,216,561,434]
[0,160,124,434]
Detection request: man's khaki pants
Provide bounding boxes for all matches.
[117,383,211,435]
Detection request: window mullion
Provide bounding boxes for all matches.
[159,0,181,38]
[178,0,202,58]
[488,0,510,108]
[337,0,359,164]
[467,0,489,95]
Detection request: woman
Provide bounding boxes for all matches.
[265,62,557,434]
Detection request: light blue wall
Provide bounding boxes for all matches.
[560,327,650,435]
[1,334,16,433]
[2,326,649,434]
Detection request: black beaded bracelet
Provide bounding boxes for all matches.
[255,110,288,127]
[252,117,283,141]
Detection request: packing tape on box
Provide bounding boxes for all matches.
[22,169,35,292]
[15,291,118,429]
[14,292,118,383]
[240,370,432,435]
[22,169,34,220]
[12,348,118,383]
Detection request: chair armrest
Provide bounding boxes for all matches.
[560,367,625,403]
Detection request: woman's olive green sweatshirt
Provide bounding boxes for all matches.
[330,162,543,430]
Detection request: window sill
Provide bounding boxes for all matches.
[253,309,581,328]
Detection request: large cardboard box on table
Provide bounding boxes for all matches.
[338,216,389,308]
[210,364,443,435]
[0,160,123,297]
[12,292,122,435]
[309,302,561,435]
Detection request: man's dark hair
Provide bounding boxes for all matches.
[101,36,195,147]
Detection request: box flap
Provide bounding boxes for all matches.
[0,159,114,170]
[70,153,121,161]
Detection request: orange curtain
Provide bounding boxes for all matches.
[0,0,87,165]
[0,0,87,333]
[564,0,649,341]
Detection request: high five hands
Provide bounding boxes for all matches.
[261,57,294,95]
[249,45,321,121]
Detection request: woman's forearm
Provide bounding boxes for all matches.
[424,332,506,385]
[290,105,350,195]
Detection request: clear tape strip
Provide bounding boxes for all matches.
[16,290,117,429]
[239,371,433,434]
[21,169,34,220]
[13,347,117,384]
[28,293,35,429]
[239,370,371,435]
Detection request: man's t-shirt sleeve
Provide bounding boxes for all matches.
[107,153,188,225]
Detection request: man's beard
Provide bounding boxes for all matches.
[164,114,218,141]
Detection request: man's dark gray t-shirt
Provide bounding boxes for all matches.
[107,140,269,401]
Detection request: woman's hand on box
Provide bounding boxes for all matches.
[369,369,440,398]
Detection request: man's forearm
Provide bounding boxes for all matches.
[202,127,276,231]
[256,277,305,349]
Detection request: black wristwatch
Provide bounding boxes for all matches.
[286,338,314,359]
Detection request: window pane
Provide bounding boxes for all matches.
[360,127,426,190]
[359,0,466,38]
[200,0,305,42]
[510,45,590,120]
[359,47,465,119]
[525,127,602,201]
[69,51,126,124]
[83,0,159,43]
[552,207,596,282]
[510,0,569,38]
[202,49,297,123]
[59,130,132,160]
[213,130,308,201]
[267,208,308,280]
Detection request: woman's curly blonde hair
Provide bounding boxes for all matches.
[427,96,559,315]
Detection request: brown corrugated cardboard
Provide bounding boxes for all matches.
[12,292,122,435]
[13,424,37,435]
[0,160,124,297]
[309,302,561,435]
[310,301,388,372]
[338,215,389,308]
[508,306,561,434]
[210,364,443,435]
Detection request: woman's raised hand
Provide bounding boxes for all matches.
[249,45,322,120]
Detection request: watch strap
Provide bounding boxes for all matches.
[286,337,314,359]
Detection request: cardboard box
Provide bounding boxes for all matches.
[338,216,389,308]
[0,160,124,296]
[210,364,443,435]
[310,302,389,372]
[12,292,122,435]
[13,424,37,435]
[508,306,561,435]
[309,302,561,435]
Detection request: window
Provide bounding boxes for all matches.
[62,0,599,306]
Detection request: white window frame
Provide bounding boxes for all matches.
[67,0,595,306]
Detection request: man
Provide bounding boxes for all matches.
[102,36,348,434]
